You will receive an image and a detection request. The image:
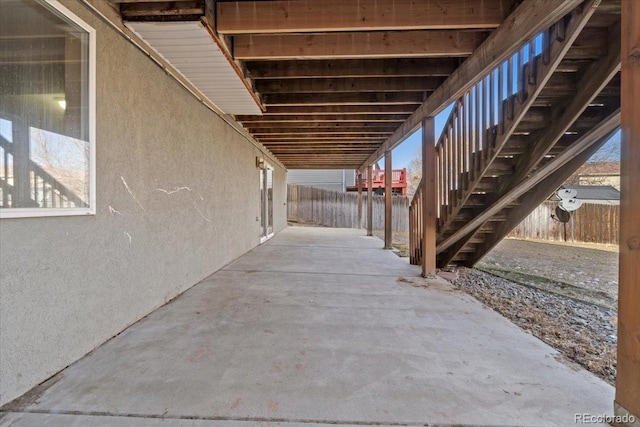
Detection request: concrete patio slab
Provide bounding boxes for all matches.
[1,227,614,426]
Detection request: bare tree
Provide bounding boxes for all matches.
[406,147,422,197]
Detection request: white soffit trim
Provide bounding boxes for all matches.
[126,21,262,115]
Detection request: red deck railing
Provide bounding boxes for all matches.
[349,168,407,196]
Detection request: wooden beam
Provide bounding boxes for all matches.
[218,0,509,34]
[359,0,586,171]
[120,1,203,19]
[284,165,363,169]
[367,165,373,236]
[260,105,419,115]
[263,92,426,106]
[233,31,487,60]
[245,58,460,79]
[268,146,379,151]
[237,114,410,123]
[255,77,444,94]
[259,137,386,142]
[245,122,400,130]
[436,109,620,254]
[422,117,437,276]
[385,152,393,249]
[250,129,396,135]
[616,0,640,420]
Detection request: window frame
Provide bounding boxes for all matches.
[0,0,97,219]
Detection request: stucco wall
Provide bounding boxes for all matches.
[0,1,286,405]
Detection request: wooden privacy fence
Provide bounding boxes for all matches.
[508,201,619,244]
[287,184,409,232]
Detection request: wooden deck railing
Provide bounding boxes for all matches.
[0,134,87,209]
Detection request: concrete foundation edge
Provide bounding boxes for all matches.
[614,402,640,427]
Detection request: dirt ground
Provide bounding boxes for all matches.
[477,238,619,308]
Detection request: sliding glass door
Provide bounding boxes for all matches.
[259,164,274,242]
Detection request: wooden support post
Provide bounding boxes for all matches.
[616,1,640,422]
[366,165,373,236]
[422,117,437,276]
[356,173,363,229]
[384,151,392,249]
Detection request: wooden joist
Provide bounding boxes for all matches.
[217,0,510,34]
[245,121,400,130]
[236,114,410,123]
[245,59,460,79]
[119,1,204,20]
[255,77,444,94]
[262,92,427,106]
[233,31,487,60]
[255,105,419,115]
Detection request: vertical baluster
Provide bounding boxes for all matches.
[32,171,37,207]
[555,15,566,42]
[475,82,482,179]
[409,204,413,263]
[440,138,446,221]
[497,62,504,134]
[461,95,467,181]
[437,145,442,225]
[483,76,490,158]
[2,150,7,206]
[518,46,526,102]
[529,39,538,86]
[542,26,551,65]
[445,134,450,217]
[446,127,453,214]
[453,110,459,194]
[415,194,420,263]
[468,92,473,175]
[458,104,463,193]
[443,131,448,210]
[507,55,514,120]
[489,71,498,128]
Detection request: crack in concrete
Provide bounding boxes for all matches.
[221,269,412,278]
[0,409,436,426]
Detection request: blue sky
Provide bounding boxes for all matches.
[388,104,454,169]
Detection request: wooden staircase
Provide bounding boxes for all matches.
[409,1,621,269]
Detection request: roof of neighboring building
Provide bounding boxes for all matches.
[560,185,620,201]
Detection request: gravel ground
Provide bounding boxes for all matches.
[452,267,617,385]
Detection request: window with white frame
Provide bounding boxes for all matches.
[0,0,95,218]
